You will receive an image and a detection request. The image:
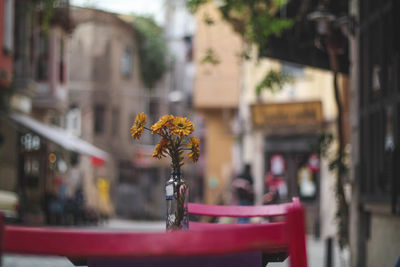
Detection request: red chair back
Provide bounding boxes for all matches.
[188,197,308,267]
[0,198,307,267]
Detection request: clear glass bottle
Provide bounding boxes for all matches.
[166,170,189,231]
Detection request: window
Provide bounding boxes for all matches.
[282,62,304,79]
[119,161,137,184]
[94,105,105,135]
[121,48,132,78]
[111,109,120,137]
[149,100,159,144]
[149,99,159,123]
[59,37,65,83]
[359,0,400,205]
[36,31,49,81]
[3,0,14,52]
[66,107,81,136]
[184,35,193,62]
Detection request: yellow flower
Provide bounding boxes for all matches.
[151,114,174,134]
[171,116,194,137]
[153,138,169,159]
[187,137,200,162]
[130,113,147,139]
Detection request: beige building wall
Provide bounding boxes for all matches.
[193,3,242,204]
[244,57,338,120]
[194,2,242,109]
[202,110,235,205]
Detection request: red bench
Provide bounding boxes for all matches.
[0,197,307,267]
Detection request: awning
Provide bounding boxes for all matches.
[10,113,109,161]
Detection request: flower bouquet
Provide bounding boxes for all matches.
[130,113,200,230]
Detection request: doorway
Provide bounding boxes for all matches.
[264,135,320,235]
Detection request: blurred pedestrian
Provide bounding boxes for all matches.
[232,164,254,223]
[263,172,287,204]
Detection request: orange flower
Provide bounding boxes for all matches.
[187,137,200,162]
[151,115,174,134]
[152,138,170,159]
[171,116,194,137]
[130,113,147,139]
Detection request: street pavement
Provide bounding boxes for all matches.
[268,236,347,267]
[2,218,347,267]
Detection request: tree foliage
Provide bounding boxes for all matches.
[133,16,168,90]
[187,0,293,49]
[255,70,293,96]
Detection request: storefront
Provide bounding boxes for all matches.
[0,113,109,225]
[252,101,323,234]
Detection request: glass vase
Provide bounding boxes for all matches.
[165,171,189,231]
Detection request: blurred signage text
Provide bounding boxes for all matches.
[251,101,323,128]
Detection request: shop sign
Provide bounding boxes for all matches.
[21,133,41,151]
[134,145,169,168]
[251,101,323,128]
[134,146,154,168]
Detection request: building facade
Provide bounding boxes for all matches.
[68,7,170,219]
[163,0,204,202]
[0,0,112,225]
[349,0,400,266]
[192,2,352,242]
[241,53,348,237]
[0,0,13,87]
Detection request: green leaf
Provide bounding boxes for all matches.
[255,70,293,96]
[201,48,220,65]
[186,0,211,13]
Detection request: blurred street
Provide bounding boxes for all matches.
[2,218,346,267]
[1,0,399,266]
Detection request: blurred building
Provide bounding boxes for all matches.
[163,0,204,203]
[349,0,400,266]
[0,0,15,192]
[164,0,195,116]
[193,2,242,205]
[241,54,348,237]
[0,0,13,87]
[13,0,73,119]
[0,0,112,225]
[68,7,171,219]
[192,2,351,240]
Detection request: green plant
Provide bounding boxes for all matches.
[255,70,293,96]
[316,131,349,248]
[201,48,220,65]
[203,12,215,25]
[187,0,293,53]
[187,0,211,13]
[132,16,168,90]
